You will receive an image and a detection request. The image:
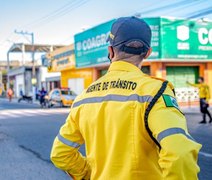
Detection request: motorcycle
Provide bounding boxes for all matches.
[40,95,49,108]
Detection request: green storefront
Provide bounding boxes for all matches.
[74,17,212,104]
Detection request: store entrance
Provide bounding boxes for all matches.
[166,66,199,102]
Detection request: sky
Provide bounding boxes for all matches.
[0,0,211,61]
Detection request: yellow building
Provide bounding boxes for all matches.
[47,44,100,95]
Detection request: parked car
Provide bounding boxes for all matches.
[46,88,77,107]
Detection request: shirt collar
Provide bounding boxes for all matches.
[108,61,143,73]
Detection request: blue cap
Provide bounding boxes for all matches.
[107,16,152,55]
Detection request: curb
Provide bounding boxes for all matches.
[181,106,212,114]
[0,97,40,105]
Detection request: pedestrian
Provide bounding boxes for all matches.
[187,77,212,123]
[36,87,39,100]
[20,89,23,97]
[0,83,3,96]
[7,87,13,102]
[39,87,47,106]
[51,16,201,179]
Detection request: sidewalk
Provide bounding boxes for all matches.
[181,106,212,114]
[0,97,40,105]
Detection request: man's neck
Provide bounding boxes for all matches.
[112,59,141,69]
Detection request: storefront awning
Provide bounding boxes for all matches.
[8,43,64,53]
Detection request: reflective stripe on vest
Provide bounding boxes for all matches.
[73,94,153,108]
[157,127,195,143]
[57,134,80,148]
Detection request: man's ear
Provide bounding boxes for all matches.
[144,48,152,59]
[108,46,114,60]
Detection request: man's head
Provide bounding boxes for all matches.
[198,77,204,83]
[107,16,152,66]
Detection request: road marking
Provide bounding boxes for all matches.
[1,114,20,118]
[0,108,70,119]
[199,151,212,158]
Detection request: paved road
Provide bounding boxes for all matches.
[0,99,212,179]
[0,101,70,179]
[0,98,39,110]
[185,112,212,180]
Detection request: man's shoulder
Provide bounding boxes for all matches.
[143,75,168,86]
[149,76,166,82]
[203,83,209,87]
[140,75,175,93]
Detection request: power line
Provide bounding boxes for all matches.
[49,0,88,18]
[187,7,212,19]
[24,0,82,28]
[157,0,205,16]
[25,0,90,29]
[1,0,77,48]
[157,5,211,28]
[139,0,199,15]
[0,0,90,51]
[124,0,170,17]
[0,31,19,46]
[1,0,210,51]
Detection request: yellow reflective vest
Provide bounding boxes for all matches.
[51,61,202,180]
[187,82,210,102]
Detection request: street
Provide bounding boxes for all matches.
[0,99,212,180]
[0,99,70,179]
[185,111,212,180]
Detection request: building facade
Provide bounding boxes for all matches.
[0,60,20,96]
[74,17,212,105]
[8,66,40,97]
[47,44,95,95]
[48,17,212,105]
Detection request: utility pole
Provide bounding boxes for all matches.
[6,51,10,90]
[14,30,36,100]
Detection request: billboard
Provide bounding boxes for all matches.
[74,17,212,68]
[74,18,161,68]
[161,18,212,59]
[74,20,115,68]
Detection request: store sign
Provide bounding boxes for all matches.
[198,28,212,44]
[74,18,161,68]
[74,17,212,68]
[161,18,212,59]
[145,18,161,59]
[74,20,115,68]
[49,57,75,72]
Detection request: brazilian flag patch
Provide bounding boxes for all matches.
[162,94,180,110]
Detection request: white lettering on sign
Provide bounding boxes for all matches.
[199,46,212,51]
[177,42,190,50]
[80,32,110,51]
[198,28,212,45]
